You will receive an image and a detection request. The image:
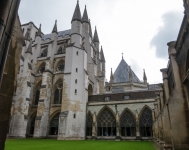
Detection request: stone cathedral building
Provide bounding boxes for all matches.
[8,1,159,140]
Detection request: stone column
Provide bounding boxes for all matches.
[9,47,32,138]
[135,110,141,140]
[160,69,169,103]
[152,109,155,139]
[34,71,53,138]
[92,112,97,139]
[115,111,120,140]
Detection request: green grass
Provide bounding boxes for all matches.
[5,139,156,150]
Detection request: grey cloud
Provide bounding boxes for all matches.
[150,11,183,59]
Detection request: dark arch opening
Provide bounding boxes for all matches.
[49,113,60,135]
[120,110,136,137]
[139,107,152,137]
[97,108,116,136]
[88,84,93,96]
[86,113,93,136]
[30,115,36,135]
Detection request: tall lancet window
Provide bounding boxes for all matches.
[54,83,63,104]
[35,89,40,105]
[86,113,93,136]
[120,110,136,137]
[41,48,47,57]
[140,107,152,137]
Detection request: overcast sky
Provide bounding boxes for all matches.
[18,0,184,84]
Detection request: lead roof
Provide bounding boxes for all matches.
[113,59,142,83]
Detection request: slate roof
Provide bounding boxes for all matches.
[82,6,89,23]
[113,59,142,83]
[71,1,81,23]
[93,27,99,42]
[42,29,71,41]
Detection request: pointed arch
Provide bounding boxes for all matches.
[97,106,116,119]
[86,111,93,136]
[120,108,136,137]
[49,111,60,135]
[97,106,116,136]
[139,105,152,137]
[37,62,46,74]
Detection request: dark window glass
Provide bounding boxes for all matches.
[86,114,93,136]
[140,108,152,137]
[54,89,59,104]
[57,62,64,72]
[35,90,40,105]
[53,83,63,104]
[39,65,45,74]
[49,113,60,135]
[41,48,47,57]
[30,115,36,135]
[120,111,136,136]
[97,108,116,136]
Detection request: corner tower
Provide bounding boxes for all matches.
[58,1,88,140]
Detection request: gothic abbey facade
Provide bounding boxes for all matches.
[8,1,158,140]
[7,1,189,150]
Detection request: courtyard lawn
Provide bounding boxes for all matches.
[5,139,156,150]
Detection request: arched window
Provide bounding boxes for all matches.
[38,64,45,74]
[57,47,63,54]
[140,107,152,137]
[120,110,136,137]
[97,108,116,136]
[35,89,40,105]
[86,113,93,136]
[57,46,66,54]
[49,113,60,135]
[41,48,47,57]
[54,83,63,104]
[30,115,36,135]
[57,62,64,72]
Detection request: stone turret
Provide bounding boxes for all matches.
[101,46,106,75]
[143,69,147,85]
[51,20,58,40]
[110,68,114,83]
[71,1,82,47]
[52,20,58,34]
[93,27,100,50]
[129,66,133,83]
[82,5,89,24]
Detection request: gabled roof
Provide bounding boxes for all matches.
[113,59,142,83]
